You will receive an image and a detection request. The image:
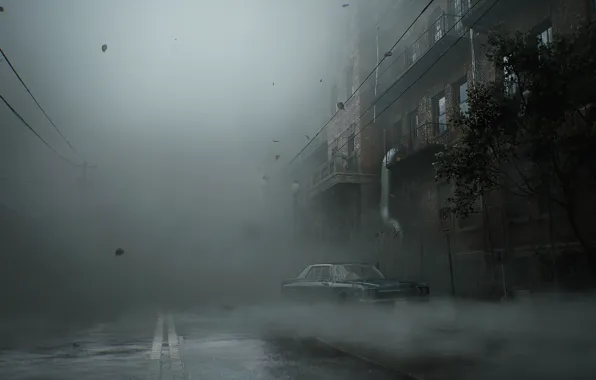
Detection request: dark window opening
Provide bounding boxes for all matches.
[433,92,447,133]
[347,134,355,155]
[408,109,419,138]
[454,77,469,115]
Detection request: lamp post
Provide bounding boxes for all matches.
[290,181,300,239]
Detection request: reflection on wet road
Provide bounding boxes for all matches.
[0,310,404,380]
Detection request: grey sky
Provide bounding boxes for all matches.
[0,0,350,224]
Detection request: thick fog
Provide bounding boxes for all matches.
[0,0,356,319]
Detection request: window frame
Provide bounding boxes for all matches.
[454,76,469,115]
[408,109,419,138]
[433,92,447,133]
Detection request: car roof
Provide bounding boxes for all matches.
[310,262,373,266]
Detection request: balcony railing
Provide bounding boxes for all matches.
[388,122,454,163]
[377,12,466,98]
[310,154,359,189]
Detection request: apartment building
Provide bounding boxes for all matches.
[376,0,595,297]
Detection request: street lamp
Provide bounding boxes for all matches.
[291,181,300,238]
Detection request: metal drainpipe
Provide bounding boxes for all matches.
[374,0,379,123]
[470,27,476,81]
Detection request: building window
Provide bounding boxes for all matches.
[347,133,355,155]
[408,109,419,138]
[411,41,420,63]
[537,26,553,46]
[503,56,518,97]
[433,92,447,133]
[455,77,469,115]
[434,16,444,42]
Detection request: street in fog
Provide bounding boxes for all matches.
[2,0,596,379]
[0,309,407,380]
[3,299,596,380]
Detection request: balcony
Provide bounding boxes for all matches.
[375,12,469,110]
[308,154,374,198]
[460,0,543,31]
[386,122,455,167]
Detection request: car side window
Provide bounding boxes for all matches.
[305,267,320,280]
[319,266,331,281]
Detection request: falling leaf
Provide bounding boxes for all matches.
[342,4,350,7]
[305,135,310,140]
[101,44,108,52]
[275,155,280,161]
[272,82,275,86]
[337,102,345,110]
[320,78,323,82]
[273,139,280,143]
[384,51,393,57]
[114,248,124,256]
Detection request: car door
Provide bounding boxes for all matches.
[300,266,321,302]
[317,265,335,301]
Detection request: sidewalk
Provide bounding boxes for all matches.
[316,337,483,380]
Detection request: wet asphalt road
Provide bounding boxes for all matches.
[0,310,407,380]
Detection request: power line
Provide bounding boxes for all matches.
[320,0,501,166]
[284,0,436,168]
[0,93,77,166]
[0,47,80,156]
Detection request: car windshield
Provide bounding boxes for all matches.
[334,264,385,281]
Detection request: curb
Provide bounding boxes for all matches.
[315,337,426,380]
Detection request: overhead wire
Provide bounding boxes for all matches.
[0,93,77,166]
[260,1,421,175]
[315,0,501,167]
[281,0,436,170]
[0,47,80,156]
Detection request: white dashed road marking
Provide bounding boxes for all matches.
[151,314,164,360]
[166,313,190,379]
[167,314,181,363]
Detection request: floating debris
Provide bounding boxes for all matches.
[305,135,310,140]
[273,139,280,143]
[337,102,345,110]
[114,248,124,256]
[384,51,393,57]
[101,44,108,52]
[275,154,280,161]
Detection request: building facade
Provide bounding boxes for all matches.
[379,0,596,297]
[295,0,595,298]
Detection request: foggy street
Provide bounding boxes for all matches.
[0,308,407,380]
[2,0,596,379]
[3,299,596,380]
